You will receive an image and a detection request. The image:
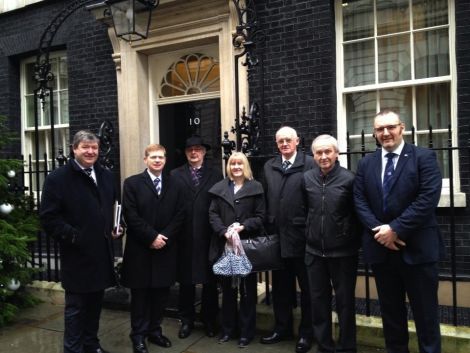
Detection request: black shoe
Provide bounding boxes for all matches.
[178,323,193,339]
[238,337,251,348]
[132,341,149,353]
[295,337,312,353]
[260,332,283,344]
[204,322,216,337]
[148,334,172,348]
[218,334,231,343]
[84,348,110,353]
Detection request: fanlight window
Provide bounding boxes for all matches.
[160,53,220,97]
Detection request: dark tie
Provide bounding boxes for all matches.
[382,152,396,212]
[84,168,95,184]
[190,167,200,186]
[282,160,291,171]
[153,177,161,195]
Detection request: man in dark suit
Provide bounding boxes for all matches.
[354,109,444,353]
[170,135,223,339]
[40,130,121,353]
[121,144,185,353]
[260,126,314,353]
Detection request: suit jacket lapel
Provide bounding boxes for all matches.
[180,166,196,191]
[388,143,412,192]
[373,150,383,196]
[142,171,160,198]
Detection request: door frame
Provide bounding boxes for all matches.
[99,0,246,181]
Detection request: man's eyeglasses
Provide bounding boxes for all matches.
[374,124,401,134]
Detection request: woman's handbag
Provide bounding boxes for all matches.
[241,234,283,272]
[213,235,252,277]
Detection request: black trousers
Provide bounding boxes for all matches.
[372,253,441,353]
[271,257,313,338]
[178,282,219,325]
[306,255,358,353]
[129,287,170,342]
[64,290,104,353]
[219,273,257,339]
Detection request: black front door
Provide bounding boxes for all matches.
[158,99,222,171]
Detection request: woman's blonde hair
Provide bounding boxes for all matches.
[226,152,253,180]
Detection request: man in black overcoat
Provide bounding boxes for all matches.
[121,144,185,353]
[170,135,223,339]
[40,130,121,353]
[260,126,314,353]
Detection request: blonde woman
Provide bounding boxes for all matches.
[208,152,265,348]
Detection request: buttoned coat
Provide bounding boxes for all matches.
[353,143,444,264]
[40,159,117,293]
[208,178,265,263]
[263,151,315,258]
[170,163,223,284]
[121,171,185,288]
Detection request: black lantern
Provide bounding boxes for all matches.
[106,0,159,42]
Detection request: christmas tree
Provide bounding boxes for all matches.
[0,115,39,326]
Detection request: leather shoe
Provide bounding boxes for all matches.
[204,322,216,337]
[218,334,231,343]
[84,348,110,353]
[238,337,251,348]
[260,332,283,344]
[295,337,312,353]
[148,334,172,348]
[132,341,149,353]
[178,323,193,339]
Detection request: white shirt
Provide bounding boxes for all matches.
[282,152,297,169]
[74,160,97,184]
[147,170,162,192]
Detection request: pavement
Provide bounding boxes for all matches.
[0,302,387,353]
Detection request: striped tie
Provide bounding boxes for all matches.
[154,177,161,195]
[84,168,96,184]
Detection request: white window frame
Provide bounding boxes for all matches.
[335,0,464,207]
[20,51,70,195]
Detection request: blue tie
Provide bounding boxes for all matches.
[153,177,161,195]
[382,152,395,212]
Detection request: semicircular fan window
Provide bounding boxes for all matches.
[160,53,220,98]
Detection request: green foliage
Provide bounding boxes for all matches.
[0,115,39,327]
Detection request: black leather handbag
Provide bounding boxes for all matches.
[241,234,283,272]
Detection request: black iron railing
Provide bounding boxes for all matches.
[21,124,469,326]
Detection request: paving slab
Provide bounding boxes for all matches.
[0,302,386,353]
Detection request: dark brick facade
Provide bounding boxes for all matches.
[252,0,337,155]
[0,0,120,180]
[250,0,470,277]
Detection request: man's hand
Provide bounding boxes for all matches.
[112,226,124,239]
[372,224,406,251]
[150,234,168,249]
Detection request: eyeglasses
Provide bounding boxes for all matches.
[374,124,401,134]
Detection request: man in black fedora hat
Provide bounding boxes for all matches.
[171,135,223,339]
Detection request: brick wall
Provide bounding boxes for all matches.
[251,0,337,155]
[0,0,120,179]
[250,0,470,277]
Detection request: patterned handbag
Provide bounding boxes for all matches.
[213,239,252,276]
